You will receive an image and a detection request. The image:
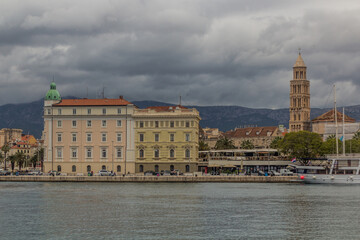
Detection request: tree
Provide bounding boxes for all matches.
[8,155,16,172]
[353,131,360,141]
[199,141,210,151]
[278,131,324,165]
[30,148,44,169]
[1,144,10,170]
[241,140,254,149]
[215,137,236,150]
[270,136,283,149]
[14,152,27,171]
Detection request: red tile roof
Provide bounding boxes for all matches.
[146,105,188,112]
[312,109,356,123]
[224,126,279,138]
[54,98,132,106]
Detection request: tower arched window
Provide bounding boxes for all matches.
[170,149,175,158]
[117,165,121,172]
[87,165,91,172]
[139,165,144,172]
[155,165,159,172]
[72,165,76,172]
[139,149,144,158]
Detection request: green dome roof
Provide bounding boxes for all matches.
[45,82,61,100]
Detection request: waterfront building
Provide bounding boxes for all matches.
[42,82,136,175]
[0,128,23,147]
[223,126,285,149]
[312,109,356,140]
[289,52,311,132]
[133,105,201,173]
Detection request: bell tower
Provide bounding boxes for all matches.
[289,52,311,132]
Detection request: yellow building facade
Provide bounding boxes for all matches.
[133,106,201,173]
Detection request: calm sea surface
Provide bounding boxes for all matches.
[0,182,360,240]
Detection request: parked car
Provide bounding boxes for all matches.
[269,170,281,176]
[258,170,266,176]
[144,170,156,176]
[161,170,171,176]
[0,170,11,176]
[48,170,60,176]
[27,170,43,175]
[280,169,294,176]
[98,169,112,176]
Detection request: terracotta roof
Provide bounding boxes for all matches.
[312,109,356,123]
[53,98,132,106]
[224,126,278,138]
[21,135,35,141]
[146,105,188,112]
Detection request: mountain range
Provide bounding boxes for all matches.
[1,98,360,139]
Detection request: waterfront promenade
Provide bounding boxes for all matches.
[0,175,298,183]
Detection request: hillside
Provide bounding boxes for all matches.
[0,98,359,138]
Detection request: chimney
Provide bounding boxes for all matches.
[119,95,123,99]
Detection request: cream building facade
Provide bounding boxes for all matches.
[133,106,201,173]
[43,83,135,175]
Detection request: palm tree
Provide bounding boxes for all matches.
[14,152,27,171]
[9,155,16,172]
[353,131,360,141]
[241,140,254,149]
[1,144,10,170]
[199,141,210,151]
[215,137,236,150]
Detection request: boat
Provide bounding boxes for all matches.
[295,85,360,184]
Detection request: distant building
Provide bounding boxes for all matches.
[223,126,285,149]
[312,109,357,140]
[0,128,23,147]
[202,127,221,140]
[289,52,311,132]
[133,105,201,173]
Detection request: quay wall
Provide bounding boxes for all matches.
[0,176,298,183]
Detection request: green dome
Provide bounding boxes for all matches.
[45,82,61,100]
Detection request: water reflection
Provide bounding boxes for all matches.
[0,183,360,239]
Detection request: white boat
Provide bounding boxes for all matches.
[294,157,360,184]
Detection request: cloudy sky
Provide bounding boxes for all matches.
[1,0,360,108]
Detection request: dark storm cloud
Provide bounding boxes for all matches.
[1,0,360,108]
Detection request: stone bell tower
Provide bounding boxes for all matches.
[289,52,311,132]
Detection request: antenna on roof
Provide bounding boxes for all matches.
[102,85,105,99]
[298,47,301,55]
[179,95,182,106]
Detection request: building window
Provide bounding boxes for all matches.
[116,148,122,158]
[57,133,62,142]
[185,133,190,142]
[58,109,62,115]
[139,149,144,158]
[154,149,159,158]
[139,165,144,172]
[170,165,174,171]
[155,121,159,128]
[101,148,107,158]
[117,165,121,172]
[118,108,121,114]
[170,134,174,142]
[170,121,174,128]
[186,165,190,173]
[186,121,190,128]
[117,120,122,127]
[140,121,144,128]
[185,149,190,158]
[87,120,92,127]
[72,133,77,142]
[57,120,62,127]
[71,148,77,158]
[87,108,91,115]
[57,148,62,158]
[72,120,77,127]
[102,108,106,115]
[57,165,61,172]
[86,133,92,142]
[170,149,175,158]
[117,133,122,142]
[87,148,92,158]
[155,165,159,172]
[72,165,76,172]
[87,165,91,172]
[102,133,107,142]
[154,133,159,142]
[73,108,76,115]
[139,133,144,142]
[102,120,107,127]
[102,165,106,170]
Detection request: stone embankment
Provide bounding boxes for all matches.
[0,175,299,183]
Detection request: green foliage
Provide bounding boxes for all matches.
[1,144,10,170]
[215,137,236,150]
[278,131,324,165]
[326,134,335,141]
[241,140,254,149]
[270,136,283,149]
[14,152,27,171]
[199,141,210,151]
[353,131,360,140]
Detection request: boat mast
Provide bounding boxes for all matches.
[343,107,345,156]
[334,85,339,157]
